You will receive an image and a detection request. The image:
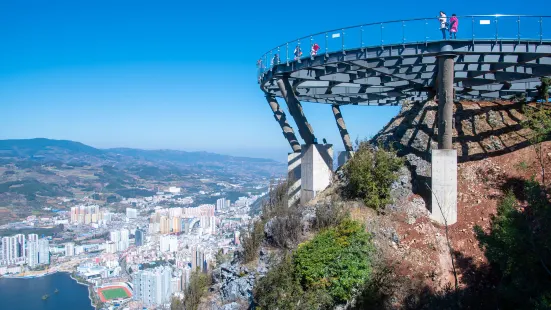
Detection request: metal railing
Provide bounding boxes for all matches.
[257,15,551,78]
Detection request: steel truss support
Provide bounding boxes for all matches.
[277,77,317,145]
[331,105,354,153]
[265,94,301,153]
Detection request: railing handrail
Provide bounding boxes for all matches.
[258,14,551,64]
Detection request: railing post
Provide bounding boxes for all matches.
[380,23,384,48]
[540,17,543,43]
[360,26,364,49]
[471,16,475,44]
[495,17,498,41]
[297,40,301,63]
[310,36,313,58]
[424,19,428,44]
[286,43,289,65]
[402,21,405,44]
[342,29,345,55]
[517,16,521,43]
[325,33,328,57]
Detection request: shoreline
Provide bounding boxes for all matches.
[2,270,97,309]
[68,272,97,310]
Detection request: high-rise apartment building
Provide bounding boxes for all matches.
[1,234,27,265]
[133,266,172,306]
[171,216,181,233]
[27,240,39,268]
[135,228,145,247]
[65,242,75,257]
[160,216,170,234]
[70,205,103,224]
[26,237,48,267]
[216,198,225,212]
[126,208,138,219]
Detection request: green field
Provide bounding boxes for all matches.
[101,288,129,300]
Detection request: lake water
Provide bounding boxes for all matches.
[0,272,94,310]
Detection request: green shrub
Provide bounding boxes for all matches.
[265,205,303,248]
[254,255,332,310]
[475,181,551,309]
[255,220,375,309]
[313,201,349,231]
[240,219,265,263]
[343,142,403,210]
[294,220,374,303]
[170,270,211,310]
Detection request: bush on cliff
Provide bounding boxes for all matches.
[254,220,374,309]
[475,180,551,309]
[343,142,403,210]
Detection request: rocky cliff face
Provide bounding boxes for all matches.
[373,99,532,198]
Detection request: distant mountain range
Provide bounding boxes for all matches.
[0,138,282,166]
[0,138,284,224]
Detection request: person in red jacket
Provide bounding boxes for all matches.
[311,43,320,56]
[449,14,459,39]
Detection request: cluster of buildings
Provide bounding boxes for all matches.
[0,234,49,268]
[216,198,230,211]
[70,205,111,225]
[149,205,217,235]
[105,229,131,253]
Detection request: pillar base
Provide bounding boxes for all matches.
[300,144,333,205]
[287,153,301,207]
[337,151,354,167]
[430,149,457,225]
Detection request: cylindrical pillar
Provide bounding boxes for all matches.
[277,78,316,145]
[331,105,353,152]
[265,94,301,153]
[437,55,455,150]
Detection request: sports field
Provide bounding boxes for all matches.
[98,287,131,301]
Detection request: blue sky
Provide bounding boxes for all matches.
[0,0,548,161]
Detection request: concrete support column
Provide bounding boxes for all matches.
[300,144,333,204]
[277,78,316,144]
[287,152,301,206]
[437,54,455,150]
[265,94,301,153]
[331,104,354,152]
[431,52,457,226]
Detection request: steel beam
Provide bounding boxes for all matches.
[277,78,316,144]
[265,94,301,153]
[437,54,455,150]
[331,105,354,152]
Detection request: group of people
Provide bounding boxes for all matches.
[294,43,320,60]
[258,13,460,70]
[439,12,459,40]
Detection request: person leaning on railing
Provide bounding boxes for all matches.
[439,11,448,40]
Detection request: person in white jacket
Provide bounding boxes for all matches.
[439,11,448,40]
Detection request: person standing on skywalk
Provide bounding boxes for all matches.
[449,14,458,39]
[439,11,448,40]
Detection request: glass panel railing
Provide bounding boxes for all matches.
[258,15,551,79]
[472,16,497,40]
[344,27,362,53]
[543,17,551,42]
[521,16,543,40]
[403,19,431,44]
[381,21,403,46]
[362,24,381,48]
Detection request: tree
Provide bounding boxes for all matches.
[522,104,551,187]
[536,77,551,103]
[183,271,211,310]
